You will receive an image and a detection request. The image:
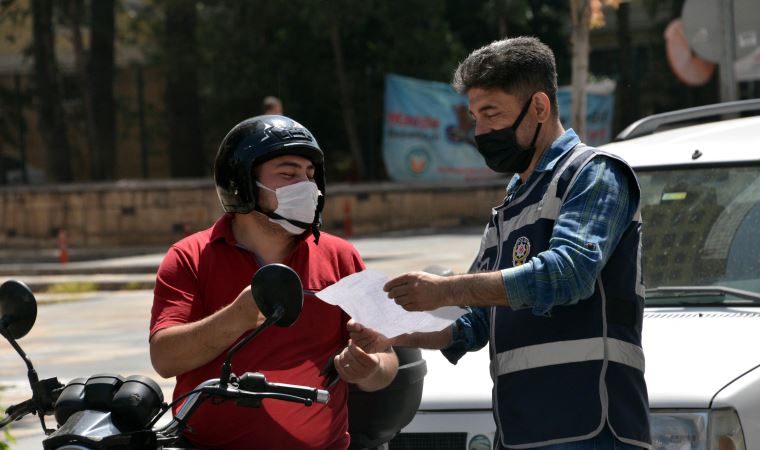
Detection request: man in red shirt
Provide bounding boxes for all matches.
[149,115,398,449]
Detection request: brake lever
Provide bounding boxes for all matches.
[4,398,35,422]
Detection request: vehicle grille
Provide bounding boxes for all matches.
[389,432,467,450]
[645,311,760,319]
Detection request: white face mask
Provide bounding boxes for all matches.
[256,180,322,234]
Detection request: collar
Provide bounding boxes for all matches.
[210,213,237,245]
[210,213,314,246]
[506,129,580,194]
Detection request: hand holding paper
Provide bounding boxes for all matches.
[315,269,465,339]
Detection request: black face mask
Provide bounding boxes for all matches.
[474,96,543,174]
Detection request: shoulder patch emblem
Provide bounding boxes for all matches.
[512,236,531,267]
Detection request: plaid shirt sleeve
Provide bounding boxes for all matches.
[503,155,638,317]
[441,306,490,364]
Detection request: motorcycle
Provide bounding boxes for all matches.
[0,264,427,450]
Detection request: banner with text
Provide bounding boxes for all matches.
[382,74,615,182]
[557,80,616,147]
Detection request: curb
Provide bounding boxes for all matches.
[34,288,154,305]
[0,274,156,294]
[0,264,160,277]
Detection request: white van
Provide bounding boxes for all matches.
[389,100,760,450]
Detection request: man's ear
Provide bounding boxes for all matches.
[533,92,552,122]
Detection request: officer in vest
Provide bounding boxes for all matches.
[349,36,651,449]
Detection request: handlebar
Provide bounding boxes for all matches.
[0,377,63,430]
[238,372,329,405]
[3,371,329,439]
[155,372,329,437]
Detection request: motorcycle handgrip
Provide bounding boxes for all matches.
[238,372,329,405]
[267,381,330,405]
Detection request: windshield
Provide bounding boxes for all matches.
[638,165,760,305]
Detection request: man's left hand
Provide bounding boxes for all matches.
[334,340,380,384]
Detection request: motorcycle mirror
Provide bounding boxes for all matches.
[0,280,37,340]
[251,264,303,327]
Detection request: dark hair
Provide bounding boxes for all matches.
[452,36,559,116]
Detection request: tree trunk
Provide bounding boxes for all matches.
[32,0,73,182]
[495,0,509,37]
[66,0,97,180]
[328,7,365,181]
[614,1,636,134]
[89,0,116,179]
[528,0,543,34]
[165,0,204,178]
[570,0,591,140]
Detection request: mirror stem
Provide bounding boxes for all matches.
[0,325,35,374]
[219,307,284,387]
[0,325,49,432]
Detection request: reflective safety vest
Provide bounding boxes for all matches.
[472,144,651,449]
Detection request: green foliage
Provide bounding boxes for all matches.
[0,427,15,450]
[0,391,15,449]
[144,0,525,180]
[0,0,30,178]
[122,281,147,291]
[0,0,582,182]
[46,281,98,294]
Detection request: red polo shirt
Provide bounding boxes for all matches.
[150,214,364,450]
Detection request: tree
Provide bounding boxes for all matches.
[0,1,30,185]
[164,0,204,177]
[191,0,470,182]
[31,0,73,182]
[320,0,468,180]
[570,0,592,139]
[89,0,116,180]
[64,0,96,179]
[614,0,638,132]
[326,0,364,181]
[570,0,619,139]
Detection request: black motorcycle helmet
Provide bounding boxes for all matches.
[214,115,325,241]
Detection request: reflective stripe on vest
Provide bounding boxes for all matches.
[494,336,645,377]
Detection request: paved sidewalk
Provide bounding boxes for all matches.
[0,250,165,275]
[0,251,165,292]
[0,227,484,294]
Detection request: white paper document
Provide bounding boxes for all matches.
[315,269,466,338]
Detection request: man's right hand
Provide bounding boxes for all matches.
[150,285,267,378]
[233,285,267,329]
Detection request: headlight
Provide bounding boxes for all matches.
[468,434,491,450]
[650,409,745,450]
[708,409,745,450]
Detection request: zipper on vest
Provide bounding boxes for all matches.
[491,205,507,447]
[493,195,510,272]
[493,211,503,272]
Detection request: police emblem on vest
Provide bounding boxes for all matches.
[512,237,530,267]
[472,144,651,449]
